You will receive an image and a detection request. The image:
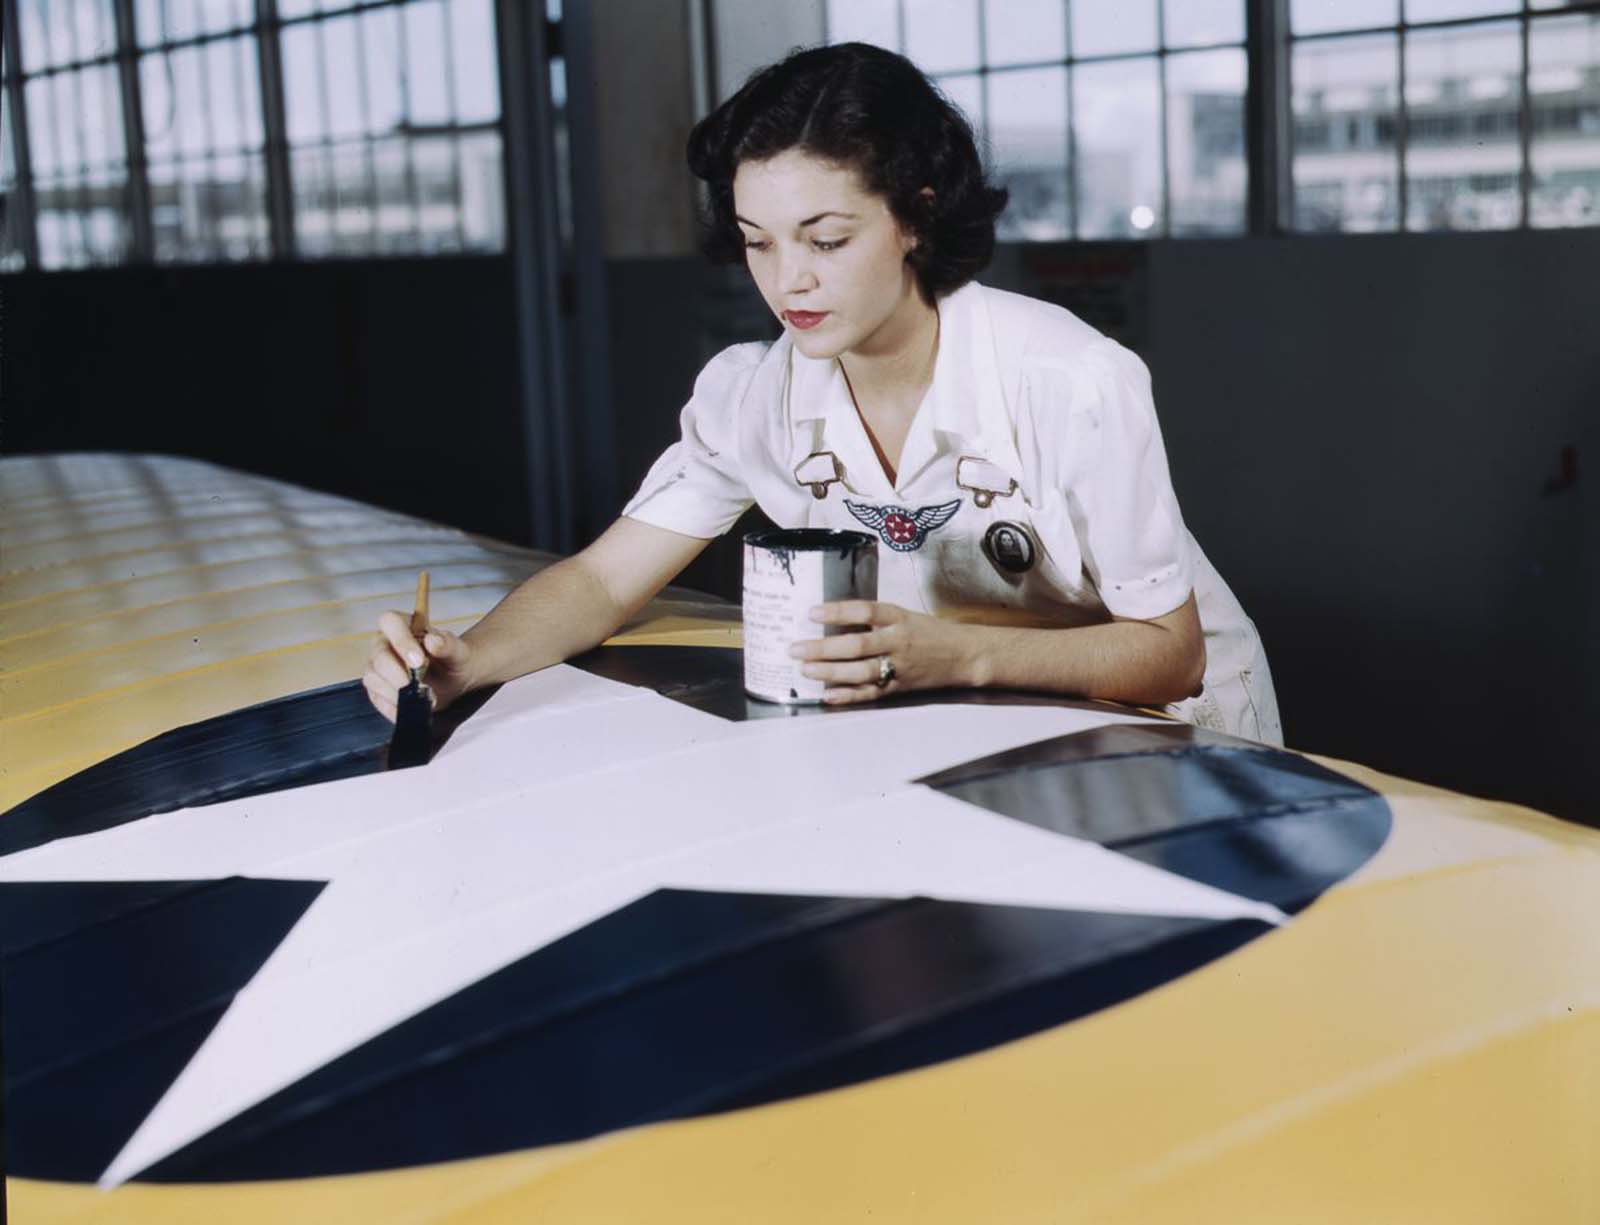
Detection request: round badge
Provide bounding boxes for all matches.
[983,521,1036,574]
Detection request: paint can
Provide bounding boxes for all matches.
[743,528,878,704]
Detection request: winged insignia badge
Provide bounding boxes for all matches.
[844,498,962,552]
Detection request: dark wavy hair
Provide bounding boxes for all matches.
[685,42,1009,304]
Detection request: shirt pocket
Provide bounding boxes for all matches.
[918,492,1096,620]
[1026,490,1092,604]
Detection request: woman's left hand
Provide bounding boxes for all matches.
[789,601,979,705]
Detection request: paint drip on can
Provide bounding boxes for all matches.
[743,529,878,704]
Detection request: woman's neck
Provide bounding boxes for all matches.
[838,286,940,425]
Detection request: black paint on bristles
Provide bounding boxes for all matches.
[387,680,434,770]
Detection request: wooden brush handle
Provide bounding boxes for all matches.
[408,571,431,641]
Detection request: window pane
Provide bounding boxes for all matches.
[825,0,898,50]
[142,53,179,161]
[373,136,421,252]
[149,153,268,261]
[450,0,500,124]
[207,151,269,256]
[83,171,128,260]
[203,37,264,154]
[1,111,15,186]
[78,64,125,169]
[25,78,58,176]
[1404,21,1521,231]
[984,0,1065,68]
[291,145,335,255]
[322,17,368,140]
[33,171,129,267]
[989,66,1069,240]
[458,130,504,250]
[1073,57,1162,237]
[147,0,248,42]
[167,47,216,157]
[31,0,116,71]
[19,1,51,73]
[1072,0,1157,59]
[1290,0,1397,36]
[333,143,377,254]
[37,183,88,267]
[1167,48,1247,235]
[1164,0,1245,50]
[134,0,163,47]
[1403,0,1519,23]
[1292,33,1399,231]
[405,1,453,125]
[412,134,461,250]
[282,23,327,143]
[199,0,252,36]
[905,0,980,75]
[1530,13,1600,229]
[147,161,186,259]
[1,118,22,271]
[31,70,126,175]
[363,7,406,136]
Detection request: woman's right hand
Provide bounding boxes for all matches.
[363,611,476,723]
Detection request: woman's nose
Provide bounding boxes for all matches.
[777,247,818,294]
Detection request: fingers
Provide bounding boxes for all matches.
[800,656,888,688]
[809,600,900,628]
[788,629,879,663]
[420,625,466,664]
[362,672,398,723]
[823,683,888,706]
[368,639,410,689]
[378,609,426,671]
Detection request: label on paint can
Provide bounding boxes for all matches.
[743,529,878,704]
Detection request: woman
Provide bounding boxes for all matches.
[364,42,1281,743]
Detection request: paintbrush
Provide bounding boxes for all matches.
[387,571,434,769]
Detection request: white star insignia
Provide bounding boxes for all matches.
[0,665,1284,1186]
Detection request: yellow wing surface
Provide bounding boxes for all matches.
[3,454,1595,1224]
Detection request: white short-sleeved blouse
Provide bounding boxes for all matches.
[623,281,1282,744]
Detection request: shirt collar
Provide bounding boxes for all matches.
[785,281,1022,491]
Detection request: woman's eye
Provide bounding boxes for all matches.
[813,238,849,252]
[743,239,770,252]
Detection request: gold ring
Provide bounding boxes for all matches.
[876,655,896,688]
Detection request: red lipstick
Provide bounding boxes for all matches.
[784,311,829,330]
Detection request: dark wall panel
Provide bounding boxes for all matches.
[1139,230,1599,821]
[3,258,531,546]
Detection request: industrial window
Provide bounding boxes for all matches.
[824,0,1250,240]
[278,0,503,257]
[136,0,271,261]
[821,0,1599,237]
[8,0,133,269]
[0,0,506,268]
[1290,0,1600,231]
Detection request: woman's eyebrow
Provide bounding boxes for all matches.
[734,210,861,230]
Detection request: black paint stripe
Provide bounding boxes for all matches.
[1,878,323,1182]
[0,682,496,858]
[137,893,1262,1183]
[921,723,1391,912]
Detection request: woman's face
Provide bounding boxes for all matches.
[732,149,924,360]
